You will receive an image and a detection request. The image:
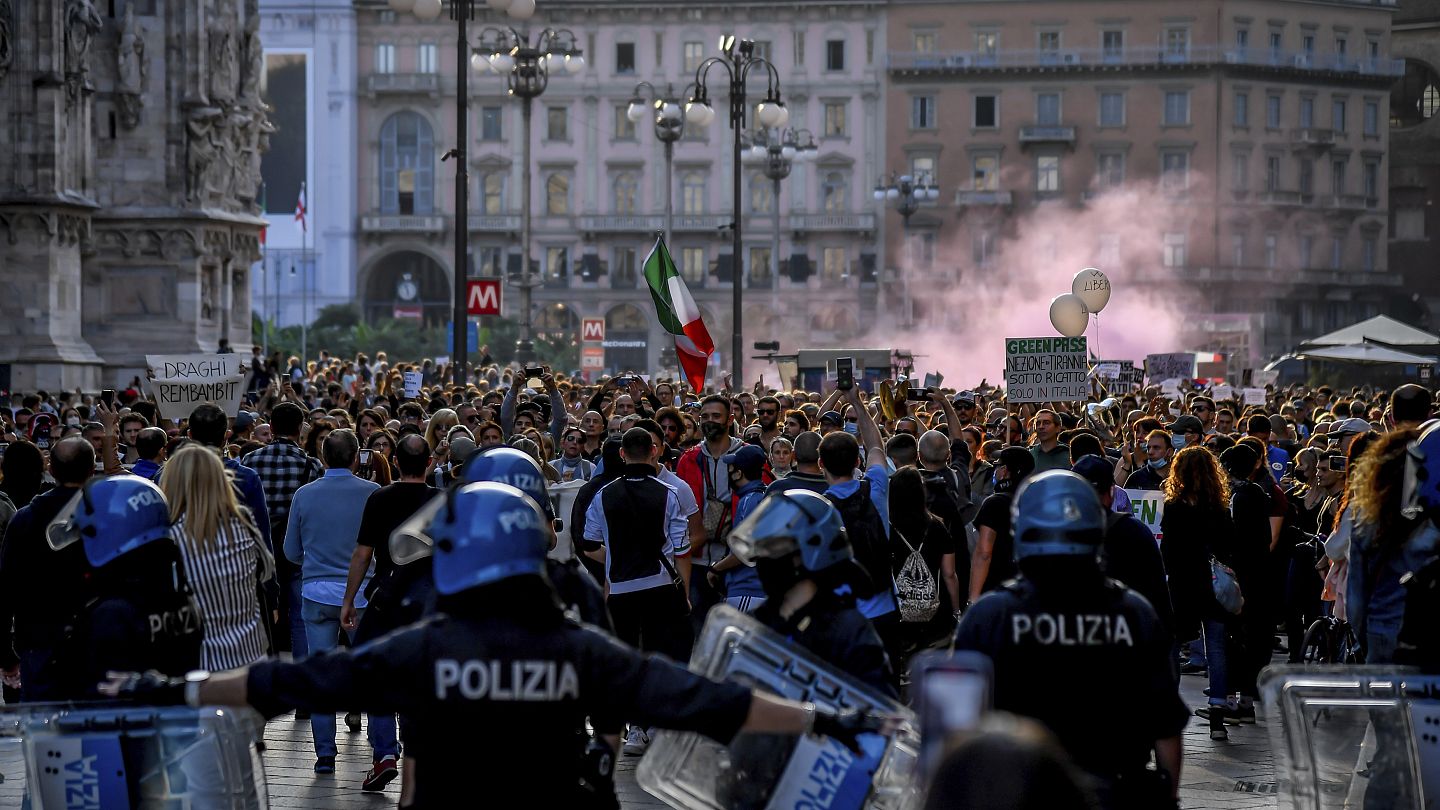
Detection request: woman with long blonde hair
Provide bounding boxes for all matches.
[1160,445,1238,739]
[162,445,274,670]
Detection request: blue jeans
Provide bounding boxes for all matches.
[1202,619,1230,707]
[284,567,308,658]
[300,599,398,759]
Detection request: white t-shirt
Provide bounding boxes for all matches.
[658,466,699,518]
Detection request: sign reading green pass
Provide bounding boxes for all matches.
[1004,337,1089,403]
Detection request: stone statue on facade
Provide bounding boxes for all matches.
[63,0,104,104]
[207,0,239,105]
[116,4,146,129]
[240,10,264,107]
[186,108,222,202]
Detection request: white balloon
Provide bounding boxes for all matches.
[507,0,536,20]
[411,0,442,20]
[388,0,416,12]
[485,0,512,9]
[1049,293,1090,338]
[1071,267,1112,314]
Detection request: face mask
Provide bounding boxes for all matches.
[66,417,80,427]
[1170,434,1187,450]
[1148,457,1169,470]
[701,421,728,442]
[993,473,1015,493]
[843,422,859,435]
[756,556,805,598]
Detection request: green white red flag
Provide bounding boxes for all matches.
[643,235,714,393]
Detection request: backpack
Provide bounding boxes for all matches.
[893,527,939,623]
[828,480,891,599]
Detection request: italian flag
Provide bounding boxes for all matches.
[644,235,714,393]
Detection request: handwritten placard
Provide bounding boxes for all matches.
[146,354,245,420]
[1243,388,1267,406]
[1004,337,1089,403]
[1145,353,1195,384]
[403,371,423,399]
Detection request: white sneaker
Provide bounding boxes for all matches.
[622,726,651,756]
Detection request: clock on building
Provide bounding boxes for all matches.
[396,272,419,302]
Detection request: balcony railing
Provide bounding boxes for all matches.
[1291,128,1336,148]
[1019,125,1077,145]
[670,214,732,232]
[359,214,445,234]
[366,73,441,96]
[790,213,876,231]
[888,46,1404,77]
[468,214,521,232]
[1259,190,1305,206]
[1325,194,1374,211]
[578,214,665,233]
[955,190,1014,206]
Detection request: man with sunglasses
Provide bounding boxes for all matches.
[550,427,596,483]
[754,396,783,451]
[1189,396,1217,435]
[951,392,980,429]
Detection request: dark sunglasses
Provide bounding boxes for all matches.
[757,409,777,415]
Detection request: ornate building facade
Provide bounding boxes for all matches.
[0,0,267,390]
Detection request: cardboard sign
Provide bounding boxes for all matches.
[1004,337,1089,403]
[1243,387,1267,406]
[1124,489,1165,543]
[1093,362,1122,379]
[1160,379,1182,399]
[146,354,246,420]
[1145,353,1194,384]
[403,371,423,398]
[1211,384,1235,403]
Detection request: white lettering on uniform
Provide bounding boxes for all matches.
[497,508,541,534]
[1011,613,1134,647]
[433,659,581,701]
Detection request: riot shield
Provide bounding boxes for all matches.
[1260,664,1440,810]
[637,605,921,810]
[0,703,268,809]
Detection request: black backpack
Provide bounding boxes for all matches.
[828,480,892,599]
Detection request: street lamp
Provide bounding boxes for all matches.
[628,82,692,245]
[874,170,941,328]
[474,25,584,365]
[685,36,786,385]
[741,128,816,293]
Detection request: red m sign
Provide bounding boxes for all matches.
[466,280,501,316]
[581,318,605,342]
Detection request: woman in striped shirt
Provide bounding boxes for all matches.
[162,445,274,670]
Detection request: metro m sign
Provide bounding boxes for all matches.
[581,318,605,343]
[466,280,501,316]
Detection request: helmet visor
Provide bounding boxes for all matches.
[389,497,445,566]
[45,490,85,553]
[728,496,803,565]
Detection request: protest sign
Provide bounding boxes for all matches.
[1243,387,1267,406]
[1004,337,1089,403]
[1160,379,1182,399]
[1145,353,1194,383]
[1124,489,1165,543]
[1093,362,1121,379]
[1211,384,1234,403]
[146,354,246,420]
[403,371,423,398]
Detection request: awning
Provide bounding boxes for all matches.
[1296,343,1438,366]
[1300,315,1440,350]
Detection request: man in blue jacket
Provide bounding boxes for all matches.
[709,444,768,613]
[285,428,392,774]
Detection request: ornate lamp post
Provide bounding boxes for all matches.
[874,171,940,328]
[627,83,691,245]
[742,128,816,291]
[684,36,787,385]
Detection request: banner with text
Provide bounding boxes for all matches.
[1145,353,1195,384]
[146,354,246,420]
[1005,337,1089,403]
[1124,489,1165,543]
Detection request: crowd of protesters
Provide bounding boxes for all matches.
[1,343,1437,805]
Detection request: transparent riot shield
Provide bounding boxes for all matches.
[1260,664,1440,810]
[0,703,268,809]
[637,605,921,810]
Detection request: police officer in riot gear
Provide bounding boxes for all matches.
[46,476,202,699]
[731,489,896,697]
[953,470,1187,810]
[105,483,883,808]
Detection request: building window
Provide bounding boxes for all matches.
[1302,33,1315,56]
[417,43,438,73]
[822,247,847,281]
[1036,155,1060,192]
[614,104,636,140]
[613,247,637,284]
[1299,234,1314,268]
[1330,234,1344,269]
[681,171,705,214]
[1332,98,1347,132]
[1163,90,1190,125]
[612,172,638,214]
[912,96,936,129]
[683,41,704,72]
[1097,152,1125,188]
[911,155,936,180]
[1038,31,1061,54]
[974,94,998,128]
[1161,151,1189,192]
[1266,155,1281,191]
[1232,153,1249,191]
[1331,158,1346,195]
[1163,232,1187,267]
[824,102,848,137]
[546,106,568,140]
[545,246,568,284]
[379,111,434,215]
[480,106,503,141]
[822,172,848,212]
[1364,100,1379,135]
[616,42,635,74]
[545,172,569,215]
[1299,158,1314,196]
[749,246,772,284]
[749,173,773,213]
[1164,27,1190,59]
[1335,37,1347,59]
[1101,30,1124,60]
[376,43,396,73]
[975,31,999,56]
[1230,233,1245,266]
[825,40,845,72]
[477,246,503,278]
[1097,233,1120,266]
[972,155,999,190]
[680,247,705,284]
[793,31,805,65]
[1364,160,1379,199]
[1099,92,1124,127]
[1266,94,1282,128]
[752,41,771,60]
[481,172,504,215]
[1300,96,1314,129]
[972,231,995,268]
[1235,28,1250,52]
[913,31,937,53]
[1234,91,1249,126]
[1269,31,1283,58]
[1396,207,1425,240]
[1362,234,1377,271]
[1264,233,1278,268]
[1036,93,1061,125]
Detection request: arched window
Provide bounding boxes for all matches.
[613,172,638,214]
[749,172,773,213]
[822,171,848,213]
[681,171,706,214]
[546,172,570,215]
[379,112,434,215]
[607,303,647,331]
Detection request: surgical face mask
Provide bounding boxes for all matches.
[700,421,728,442]
[1148,457,1169,470]
[843,422,859,435]
[1170,434,1187,450]
[65,416,80,427]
